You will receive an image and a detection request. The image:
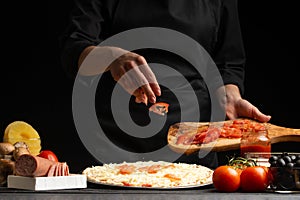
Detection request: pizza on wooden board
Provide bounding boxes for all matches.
[167,118,266,154]
[82,161,213,188]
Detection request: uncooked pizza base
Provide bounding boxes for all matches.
[82,161,213,188]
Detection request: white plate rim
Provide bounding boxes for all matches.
[87,178,213,190]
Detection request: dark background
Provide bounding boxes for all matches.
[1,1,299,172]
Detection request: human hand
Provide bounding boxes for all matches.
[78,46,161,105]
[108,49,161,105]
[217,85,271,123]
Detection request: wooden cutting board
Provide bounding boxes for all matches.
[167,120,300,155]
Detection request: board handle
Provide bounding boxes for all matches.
[268,123,300,143]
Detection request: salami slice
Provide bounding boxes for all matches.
[57,162,62,176]
[60,163,64,176]
[62,162,69,176]
[64,162,70,176]
[47,164,56,177]
[15,154,56,177]
[54,163,59,176]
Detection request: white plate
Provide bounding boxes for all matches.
[87,179,213,189]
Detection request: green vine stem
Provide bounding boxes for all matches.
[227,156,257,169]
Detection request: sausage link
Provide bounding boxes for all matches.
[15,154,56,177]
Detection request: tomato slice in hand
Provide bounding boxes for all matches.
[38,150,59,162]
[149,102,169,116]
[212,166,240,192]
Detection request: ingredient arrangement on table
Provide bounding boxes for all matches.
[0,120,86,190]
[1,118,299,193]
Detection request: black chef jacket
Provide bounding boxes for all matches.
[59,0,245,167]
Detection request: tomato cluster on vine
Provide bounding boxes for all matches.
[212,156,271,192]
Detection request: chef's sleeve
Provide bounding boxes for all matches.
[212,0,246,95]
[58,0,106,78]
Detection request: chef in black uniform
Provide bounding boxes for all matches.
[59,0,271,168]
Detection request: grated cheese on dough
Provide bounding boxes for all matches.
[82,161,213,188]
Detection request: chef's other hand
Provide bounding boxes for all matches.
[78,46,161,105]
[217,84,271,123]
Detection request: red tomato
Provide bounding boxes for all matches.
[240,166,269,192]
[38,150,59,162]
[232,119,247,125]
[212,166,240,192]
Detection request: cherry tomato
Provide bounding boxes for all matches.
[38,150,59,162]
[240,166,269,192]
[212,166,240,192]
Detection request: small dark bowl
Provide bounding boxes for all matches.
[269,166,300,190]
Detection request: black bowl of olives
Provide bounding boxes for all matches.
[268,152,300,190]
